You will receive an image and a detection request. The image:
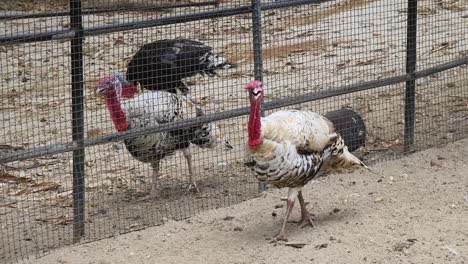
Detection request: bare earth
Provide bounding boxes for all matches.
[1,0,467,262]
[26,138,468,264]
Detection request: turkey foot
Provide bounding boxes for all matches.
[186,181,200,193]
[295,211,316,229]
[295,191,316,228]
[269,232,288,243]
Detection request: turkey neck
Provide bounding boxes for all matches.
[104,87,128,132]
[248,93,263,149]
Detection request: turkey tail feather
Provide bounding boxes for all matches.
[323,134,369,173]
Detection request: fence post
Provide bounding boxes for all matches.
[251,0,268,192]
[404,0,418,150]
[70,0,86,242]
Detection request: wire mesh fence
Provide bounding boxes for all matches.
[0,0,467,262]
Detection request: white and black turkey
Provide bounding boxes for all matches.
[117,39,235,97]
[244,80,369,242]
[96,75,223,196]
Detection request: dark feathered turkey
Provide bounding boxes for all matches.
[126,39,235,95]
[325,109,366,152]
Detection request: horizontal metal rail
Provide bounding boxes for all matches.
[1,55,467,164]
[0,0,331,44]
[0,1,219,20]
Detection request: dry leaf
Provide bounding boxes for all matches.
[87,128,104,138]
[0,202,17,208]
[14,189,29,196]
[36,216,73,225]
[286,242,308,248]
[31,181,61,193]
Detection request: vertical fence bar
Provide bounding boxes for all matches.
[251,0,268,192]
[70,0,86,242]
[404,0,418,150]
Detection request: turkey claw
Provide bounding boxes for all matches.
[269,233,288,243]
[297,213,316,229]
[186,181,200,193]
[298,218,316,229]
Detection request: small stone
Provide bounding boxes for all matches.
[332,208,341,213]
[274,204,284,209]
[374,197,384,203]
[449,204,456,209]
[112,144,122,150]
[430,160,442,167]
[329,236,336,241]
[233,226,243,232]
[272,212,277,217]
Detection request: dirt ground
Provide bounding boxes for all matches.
[1,0,467,262]
[22,137,468,264]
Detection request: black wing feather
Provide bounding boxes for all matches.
[127,39,214,93]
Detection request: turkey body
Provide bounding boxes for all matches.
[122,92,215,161]
[248,110,337,188]
[244,80,368,242]
[126,39,234,95]
[97,76,220,195]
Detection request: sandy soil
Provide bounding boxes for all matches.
[23,137,468,264]
[1,0,467,262]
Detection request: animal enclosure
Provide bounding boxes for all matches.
[0,0,467,262]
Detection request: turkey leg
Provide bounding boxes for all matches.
[270,188,299,242]
[182,148,199,193]
[296,191,316,228]
[150,159,161,198]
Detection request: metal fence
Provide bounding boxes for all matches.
[1,0,467,262]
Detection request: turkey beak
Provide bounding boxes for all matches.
[96,85,106,95]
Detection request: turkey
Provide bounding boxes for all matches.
[96,74,223,196]
[244,80,369,242]
[117,39,236,98]
[325,108,366,152]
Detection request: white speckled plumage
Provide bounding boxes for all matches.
[98,76,221,195]
[244,81,368,242]
[246,110,353,188]
[123,91,219,163]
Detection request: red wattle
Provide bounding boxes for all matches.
[248,99,262,149]
[104,89,129,132]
